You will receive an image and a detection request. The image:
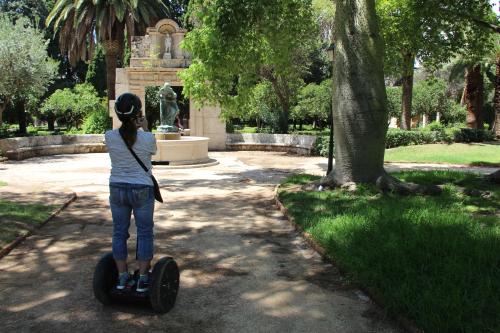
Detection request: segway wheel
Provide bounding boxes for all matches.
[93,252,118,305]
[150,257,180,313]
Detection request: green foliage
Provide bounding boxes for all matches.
[85,45,107,97]
[279,170,500,333]
[292,79,332,124]
[378,0,495,74]
[454,128,495,143]
[442,102,467,124]
[47,0,169,66]
[412,78,448,116]
[385,126,494,148]
[386,128,438,148]
[145,86,161,129]
[41,83,105,129]
[82,106,111,134]
[181,0,316,133]
[0,15,58,102]
[386,86,402,119]
[312,135,332,157]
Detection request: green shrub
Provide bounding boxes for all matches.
[453,128,495,143]
[425,121,445,132]
[386,86,402,119]
[82,106,111,134]
[442,103,467,124]
[386,129,428,148]
[226,121,235,134]
[313,135,332,157]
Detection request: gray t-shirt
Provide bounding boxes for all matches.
[105,129,157,186]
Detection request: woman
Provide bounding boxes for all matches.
[104,93,157,292]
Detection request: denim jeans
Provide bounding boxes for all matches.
[109,182,155,261]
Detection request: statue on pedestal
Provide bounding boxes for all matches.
[163,34,172,59]
[157,82,179,133]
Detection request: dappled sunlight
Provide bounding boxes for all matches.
[0,152,402,332]
[5,290,69,312]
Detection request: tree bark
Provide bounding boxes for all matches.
[15,99,26,135]
[315,0,441,195]
[400,53,415,130]
[103,40,119,101]
[464,64,484,129]
[326,0,388,184]
[492,54,500,137]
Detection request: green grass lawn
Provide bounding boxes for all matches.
[278,171,500,333]
[0,200,56,248]
[385,143,500,166]
[0,181,6,186]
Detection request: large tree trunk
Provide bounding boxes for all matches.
[464,64,484,129]
[15,99,27,135]
[103,40,119,101]
[326,0,387,184]
[492,54,500,137]
[400,53,415,130]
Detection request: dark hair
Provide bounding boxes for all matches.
[119,118,137,149]
[114,93,142,148]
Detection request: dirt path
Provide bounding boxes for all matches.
[3,151,487,332]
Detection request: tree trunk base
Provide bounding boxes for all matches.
[487,169,500,184]
[311,171,442,196]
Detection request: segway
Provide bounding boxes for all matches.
[93,253,180,313]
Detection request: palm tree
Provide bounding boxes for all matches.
[47,0,168,100]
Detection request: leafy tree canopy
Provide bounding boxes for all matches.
[40,83,105,128]
[181,0,316,123]
[378,0,497,74]
[0,15,58,103]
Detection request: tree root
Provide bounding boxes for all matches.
[310,171,442,196]
[375,173,442,196]
[487,169,500,184]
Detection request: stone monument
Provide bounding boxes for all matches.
[163,34,172,59]
[158,83,179,130]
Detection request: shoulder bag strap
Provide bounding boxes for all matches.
[119,130,149,173]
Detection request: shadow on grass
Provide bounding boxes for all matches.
[279,171,500,333]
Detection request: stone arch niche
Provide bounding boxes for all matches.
[111,19,226,150]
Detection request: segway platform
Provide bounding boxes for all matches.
[93,253,180,313]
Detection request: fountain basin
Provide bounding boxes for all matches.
[153,136,212,166]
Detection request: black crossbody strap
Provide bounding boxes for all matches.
[119,130,149,173]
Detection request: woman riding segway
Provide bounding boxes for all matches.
[104,92,157,292]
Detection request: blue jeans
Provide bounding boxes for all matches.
[109,182,155,261]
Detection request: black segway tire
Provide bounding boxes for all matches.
[150,257,180,313]
[93,252,118,305]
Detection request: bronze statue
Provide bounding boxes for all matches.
[157,82,179,133]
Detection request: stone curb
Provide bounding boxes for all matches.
[0,192,78,260]
[274,184,423,333]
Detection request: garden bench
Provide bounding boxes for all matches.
[0,135,107,160]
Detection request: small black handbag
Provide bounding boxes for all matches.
[119,132,163,203]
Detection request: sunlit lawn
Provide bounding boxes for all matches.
[0,200,56,247]
[385,143,500,166]
[278,171,500,333]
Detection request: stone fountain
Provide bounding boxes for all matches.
[153,82,211,166]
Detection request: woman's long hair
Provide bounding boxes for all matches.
[118,117,137,149]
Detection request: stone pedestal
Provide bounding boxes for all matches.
[152,136,210,165]
[155,132,181,140]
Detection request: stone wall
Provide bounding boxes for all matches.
[226,133,317,155]
[0,135,106,160]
